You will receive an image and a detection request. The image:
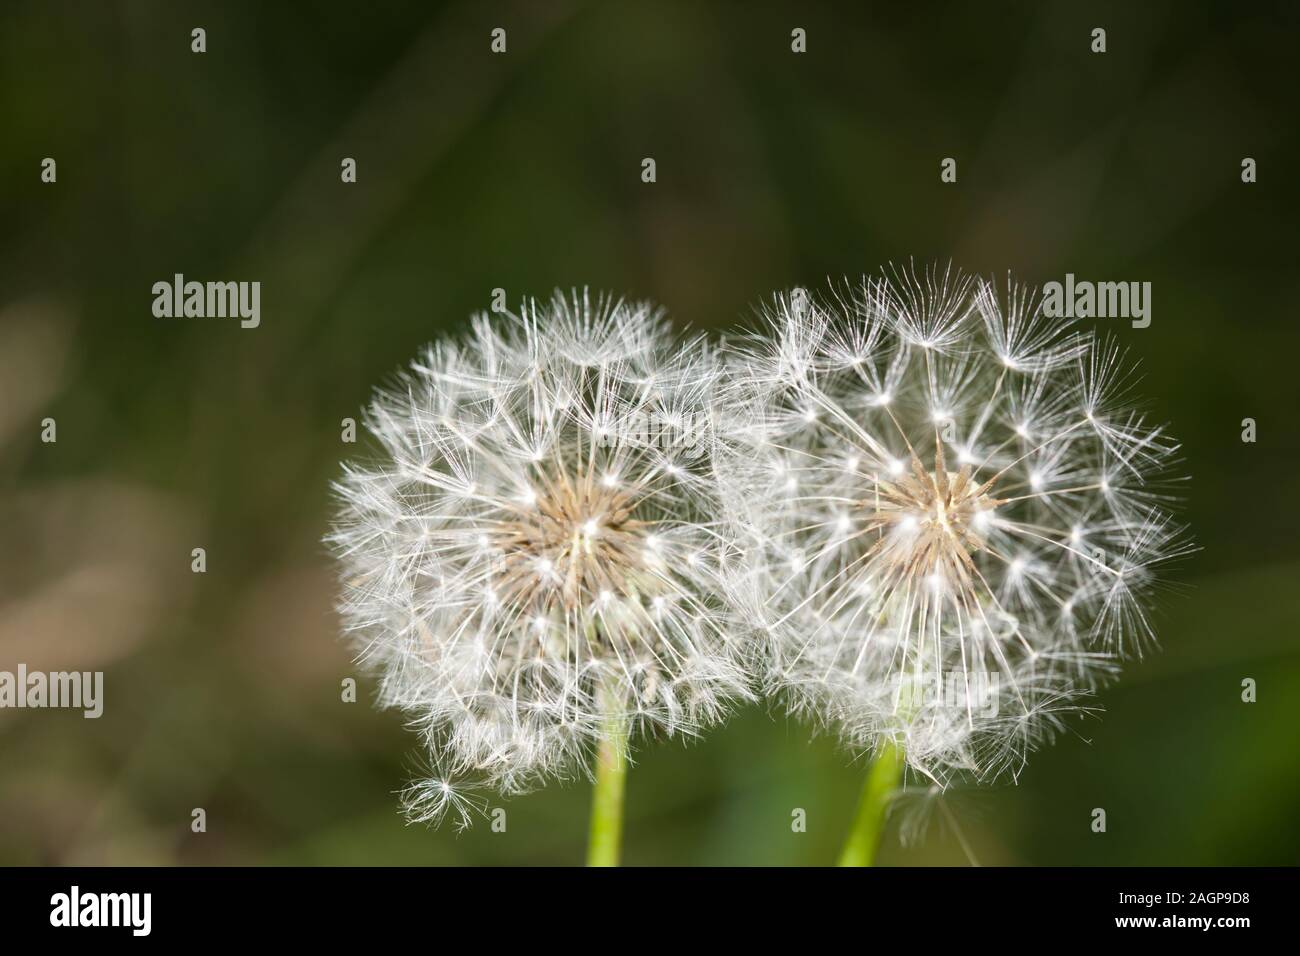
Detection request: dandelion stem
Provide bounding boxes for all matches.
[585,703,628,867]
[836,740,903,866]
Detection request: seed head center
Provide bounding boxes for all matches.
[866,441,997,582]
[491,472,648,614]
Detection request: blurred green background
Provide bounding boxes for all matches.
[2,0,1297,865]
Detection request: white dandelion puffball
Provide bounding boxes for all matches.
[329,291,750,820]
[720,265,1191,784]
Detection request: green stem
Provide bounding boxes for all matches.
[585,710,628,867]
[836,739,904,866]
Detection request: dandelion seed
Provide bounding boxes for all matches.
[400,769,488,832]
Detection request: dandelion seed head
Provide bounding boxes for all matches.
[329,291,751,817]
[720,265,1190,785]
